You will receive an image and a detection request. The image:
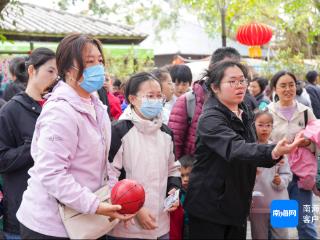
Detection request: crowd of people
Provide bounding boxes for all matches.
[0,33,319,240]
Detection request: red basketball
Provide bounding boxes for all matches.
[111,179,145,214]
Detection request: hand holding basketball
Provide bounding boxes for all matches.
[95,202,134,221]
[111,179,145,214]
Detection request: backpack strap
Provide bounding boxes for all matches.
[304,109,308,128]
[186,91,196,124]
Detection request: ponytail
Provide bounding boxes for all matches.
[9,57,28,84]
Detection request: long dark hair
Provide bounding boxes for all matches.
[9,57,28,84]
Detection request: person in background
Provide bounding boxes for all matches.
[112,78,121,92]
[98,74,122,120]
[3,57,28,101]
[268,70,318,240]
[248,77,270,110]
[250,110,291,240]
[16,34,132,239]
[119,82,128,112]
[305,71,320,118]
[168,47,244,160]
[295,80,312,108]
[170,154,194,240]
[112,78,125,105]
[167,64,192,98]
[151,68,174,124]
[0,48,57,240]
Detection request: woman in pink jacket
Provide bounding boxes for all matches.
[16,34,131,239]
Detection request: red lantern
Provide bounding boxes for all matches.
[236,22,272,58]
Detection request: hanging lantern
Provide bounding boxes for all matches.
[236,22,272,58]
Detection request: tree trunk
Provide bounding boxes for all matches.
[221,7,227,47]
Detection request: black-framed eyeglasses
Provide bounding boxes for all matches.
[222,79,248,88]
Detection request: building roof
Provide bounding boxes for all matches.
[139,20,271,57]
[0,2,147,44]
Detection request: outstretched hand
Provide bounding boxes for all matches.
[272,132,305,157]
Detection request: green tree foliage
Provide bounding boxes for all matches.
[58,0,320,58]
[182,0,320,58]
[58,0,181,39]
[56,0,183,79]
[104,47,154,80]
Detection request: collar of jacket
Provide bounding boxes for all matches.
[255,92,265,102]
[204,95,253,122]
[119,105,162,134]
[268,100,308,121]
[46,81,106,117]
[11,92,41,114]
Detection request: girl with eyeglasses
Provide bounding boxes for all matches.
[107,72,181,240]
[250,110,291,240]
[268,71,318,240]
[0,48,57,239]
[183,61,304,239]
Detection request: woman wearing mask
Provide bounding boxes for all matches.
[16,34,132,239]
[0,48,57,240]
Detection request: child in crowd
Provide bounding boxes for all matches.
[167,64,192,98]
[170,154,194,240]
[97,74,122,120]
[112,78,126,105]
[250,110,292,239]
[108,72,181,239]
[151,68,174,124]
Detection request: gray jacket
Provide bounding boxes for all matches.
[251,149,292,213]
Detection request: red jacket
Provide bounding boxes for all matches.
[169,205,184,240]
[107,92,122,120]
[168,80,206,159]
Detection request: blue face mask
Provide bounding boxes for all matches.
[80,65,105,93]
[140,98,163,119]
